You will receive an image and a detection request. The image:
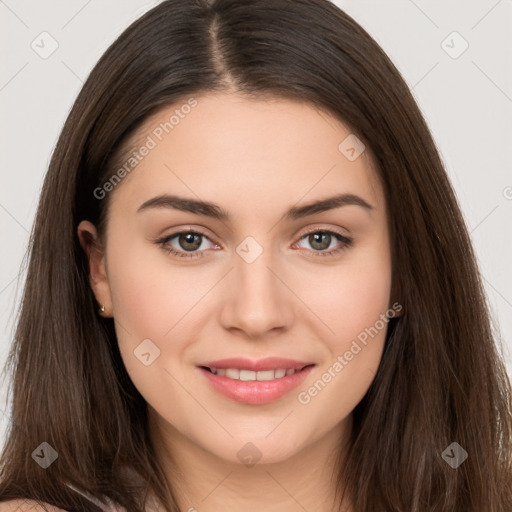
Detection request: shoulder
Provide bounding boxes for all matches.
[0,500,69,512]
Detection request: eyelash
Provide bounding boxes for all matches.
[155,228,353,260]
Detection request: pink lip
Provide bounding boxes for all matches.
[197,363,315,405]
[198,357,313,372]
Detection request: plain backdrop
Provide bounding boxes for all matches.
[1,0,511,446]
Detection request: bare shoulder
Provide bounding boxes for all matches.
[0,500,69,512]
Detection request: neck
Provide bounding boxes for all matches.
[148,409,354,512]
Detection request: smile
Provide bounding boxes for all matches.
[196,358,315,405]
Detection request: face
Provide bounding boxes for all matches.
[78,92,395,466]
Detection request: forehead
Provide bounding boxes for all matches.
[108,92,384,217]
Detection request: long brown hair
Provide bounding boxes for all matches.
[1,0,511,510]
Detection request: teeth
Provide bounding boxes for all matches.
[225,368,240,379]
[255,370,275,381]
[210,367,298,380]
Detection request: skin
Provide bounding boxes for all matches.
[78,92,397,512]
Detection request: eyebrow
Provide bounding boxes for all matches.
[136,193,374,221]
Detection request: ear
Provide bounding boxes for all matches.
[77,220,113,317]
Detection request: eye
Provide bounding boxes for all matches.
[293,228,353,257]
[155,227,353,260]
[156,230,218,259]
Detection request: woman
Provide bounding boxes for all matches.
[0,0,511,511]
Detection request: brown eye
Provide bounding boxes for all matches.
[177,232,203,251]
[295,229,353,257]
[308,232,332,251]
[156,230,217,259]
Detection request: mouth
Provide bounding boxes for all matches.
[196,358,316,405]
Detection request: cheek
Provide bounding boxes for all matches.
[105,242,195,408]
[295,236,392,408]
[105,238,215,384]
[301,238,392,347]
[109,264,170,338]
[296,277,391,422]
[106,236,205,339]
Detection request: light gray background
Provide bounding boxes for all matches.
[1,0,511,446]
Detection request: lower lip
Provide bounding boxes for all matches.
[198,365,315,405]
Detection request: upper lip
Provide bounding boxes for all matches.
[198,357,315,372]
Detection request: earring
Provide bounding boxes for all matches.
[99,304,106,315]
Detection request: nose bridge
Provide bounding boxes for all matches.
[220,234,292,336]
[234,234,281,301]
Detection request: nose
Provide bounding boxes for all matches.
[219,245,295,340]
